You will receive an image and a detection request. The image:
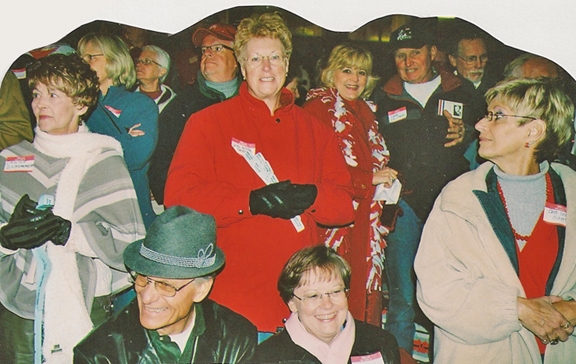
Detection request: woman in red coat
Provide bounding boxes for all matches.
[304,44,398,327]
[165,14,354,333]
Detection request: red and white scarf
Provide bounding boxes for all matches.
[307,87,390,292]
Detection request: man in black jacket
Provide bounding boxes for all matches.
[148,23,242,204]
[74,206,257,363]
[371,21,480,356]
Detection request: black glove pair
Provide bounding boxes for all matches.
[0,194,71,250]
[249,180,317,219]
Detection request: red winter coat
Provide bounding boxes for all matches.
[165,82,354,332]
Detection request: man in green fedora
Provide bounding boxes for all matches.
[74,206,257,363]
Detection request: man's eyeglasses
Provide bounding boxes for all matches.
[130,272,195,297]
[455,54,489,65]
[483,111,536,123]
[241,54,286,67]
[292,288,349,308]
[135,58,163,68]
[200,44,234,55]
[82,53,104,62]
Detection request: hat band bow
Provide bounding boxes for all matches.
[140,243,216,268]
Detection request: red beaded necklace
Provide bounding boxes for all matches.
[496,173,552,242]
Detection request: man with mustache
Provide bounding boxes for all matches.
[448,24,497,96]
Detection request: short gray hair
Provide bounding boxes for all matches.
[141,45,171,83]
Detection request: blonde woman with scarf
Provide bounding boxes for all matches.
[304,44,397,328]
[0,53,145,363]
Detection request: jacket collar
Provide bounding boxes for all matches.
[156,84,174,105]
[99,85,125,102]
[238,81,295,116]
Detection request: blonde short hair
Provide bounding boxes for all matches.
[485,77,574,162]
[78,33,136,89]
[320,44,380,99]
[234,12,292,62]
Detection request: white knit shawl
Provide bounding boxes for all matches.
[33,124,122,363]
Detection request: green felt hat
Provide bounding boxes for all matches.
[124,206,225,279]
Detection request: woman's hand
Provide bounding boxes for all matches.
[128,123,145,137]
[372,167,398,188]
[518,296,574,345]
[553,299,576,326]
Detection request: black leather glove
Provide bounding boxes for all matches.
[288,183,317,211]
[9,194,39,222]
[0,197,71,250]
[249,180,317,219]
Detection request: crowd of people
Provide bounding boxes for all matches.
[0,9,575,364]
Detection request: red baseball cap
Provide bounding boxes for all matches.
[192,23,237,47]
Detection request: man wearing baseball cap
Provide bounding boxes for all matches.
[371,21,480,356]
[74,206,257,363]
[148,23,241,205]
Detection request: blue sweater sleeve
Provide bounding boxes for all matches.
[116,95,158,171]
[89,88,159,172]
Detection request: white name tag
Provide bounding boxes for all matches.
[543,202,567,227]
[4,155,34,172]
[351,351,385,364]
[388,106,407,123]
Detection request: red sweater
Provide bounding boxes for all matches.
[165,83,354,331]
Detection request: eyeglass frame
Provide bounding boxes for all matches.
[82,53,104,62]
[135,57,165,68]
[199,44,234,55]
[455,54,489,66]
[129,272,196,297]
[241,53,287,67]
[292,288,350,307]
[483,111,537,123]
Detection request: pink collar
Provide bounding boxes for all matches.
[284,311,355,364]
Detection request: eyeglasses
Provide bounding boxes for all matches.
[134,58,166,68]
[455,54,489,65]
[241,54,285,67]
[292,288,349,307]
[82,53,104,62]
[483,111,536,123]
[135,58,163,68]
[130,272,195,297]
[200,44,234,55]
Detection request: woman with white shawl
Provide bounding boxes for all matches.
[0,53,145,363]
